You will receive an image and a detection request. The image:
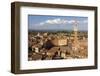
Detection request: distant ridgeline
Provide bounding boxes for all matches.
[28,29,88,33]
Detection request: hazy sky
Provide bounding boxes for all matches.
[28,15,88,31]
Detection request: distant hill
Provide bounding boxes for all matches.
[29,29,87,32]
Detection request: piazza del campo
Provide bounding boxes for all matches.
[28,20,88,61]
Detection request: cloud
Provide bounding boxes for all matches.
[68,20,75,24]
[38,18,87,26]
[39,18,67,25]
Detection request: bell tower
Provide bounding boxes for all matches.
[73,20,79,51]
